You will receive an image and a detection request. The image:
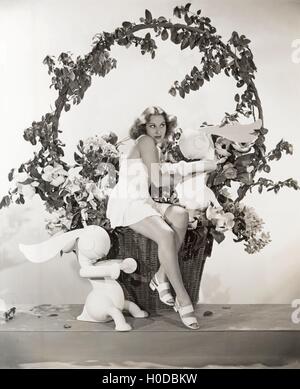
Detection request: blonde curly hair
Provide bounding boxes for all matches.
[129,106,177,140]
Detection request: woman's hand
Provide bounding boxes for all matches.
[205,160,218,172]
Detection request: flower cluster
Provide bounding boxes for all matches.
[45,208,72,235]
[6,132,120,235]
[242,205,271,254]
[206,205,235,233]
[82,134,119,156]
[10,172,39,201]
[49,133,120,232]
[42,164,68,186]
[224,202,272,253]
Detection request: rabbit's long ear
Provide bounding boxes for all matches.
[19,229,84,263]
[202,119,262,143]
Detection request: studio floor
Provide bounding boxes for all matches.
[0,304,299,369]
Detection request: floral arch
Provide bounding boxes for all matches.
[1,3,298,254]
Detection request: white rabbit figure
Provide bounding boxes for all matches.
[19,225,148,331]
[77,246,149,330]
[164,120,261,221]
[160,134,220,221]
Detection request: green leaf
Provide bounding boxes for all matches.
[214,63,221,74]
[237,172,253,184]
[145,9,152,23]
[8,168,14,182]
[189,35,197,49]
[203,73,210,82]
[260,128,268,135]
[35,187,48,201]
[169,87,176,96]
[255,135,265,146]
[173,6,181,18]
[122,21,132,29]
[170,28,179,44]
[191,66,199,76]
[237,184,249,200]
[180,37,190,50]
[18,164,26,173]
[185,3,192,12]
[214,174,226,185]
[198,78,204,87]
[224,68,230,77]
[184,84,190,93]
[57,147,64,157]
[189,82,198,91]
[184,13,193,26]
[178,87,185,98]
[235,153,255,167]
[64,103,71,112]
[211,229,225,244]
[0,195,11,209]
[161,29,169,41]
[157,16,167,23]
[20,177,35,185]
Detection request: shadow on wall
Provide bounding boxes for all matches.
[200,273,231,304]
[262,240,300,303]
[0,197,91,305]
[0,199,48,271]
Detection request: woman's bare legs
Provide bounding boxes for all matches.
[129,213,191,307]
[156,205,189,283]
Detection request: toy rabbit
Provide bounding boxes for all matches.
[160,119,262,221]
[19,225,148,331]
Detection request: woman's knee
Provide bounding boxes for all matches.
[166,206,189,229]
[129,216,176,246]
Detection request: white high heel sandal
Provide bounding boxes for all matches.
[173,298,200,330]
[149,274,175,307]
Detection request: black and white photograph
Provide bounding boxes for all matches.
[0,0,300,371]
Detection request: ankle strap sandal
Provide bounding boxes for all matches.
[149,274,175,307]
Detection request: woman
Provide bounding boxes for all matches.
[106,106,217,329]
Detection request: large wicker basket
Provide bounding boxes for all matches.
[107,226,213,314]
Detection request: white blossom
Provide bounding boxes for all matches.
[206,205,235,232]
[42,164,68,186]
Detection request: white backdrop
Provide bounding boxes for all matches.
[0,0,300,305]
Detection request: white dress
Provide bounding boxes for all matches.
[106,134,172,228]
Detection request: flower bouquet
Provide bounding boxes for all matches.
[3,131,120,242]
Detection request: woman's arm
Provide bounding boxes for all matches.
[160,160,217,176]
[137,135,162,187]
